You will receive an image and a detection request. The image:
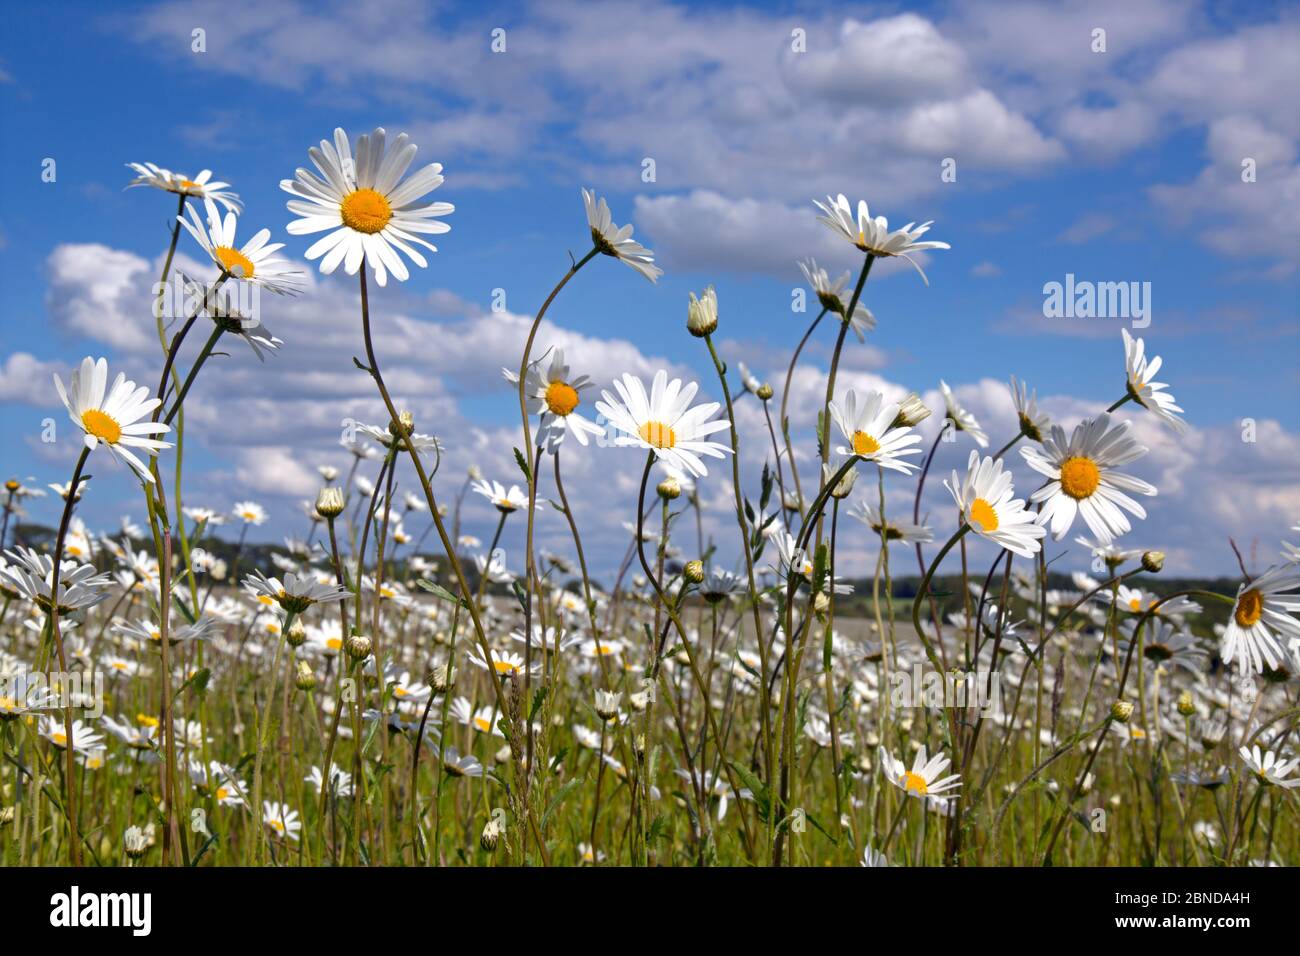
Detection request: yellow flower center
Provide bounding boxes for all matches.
[0,696,16,713]
[1235,589,1263,628]
[180,179,202,190]
[473,717,491,732]
[268,819,285,833]
[393,687,408,698]
[493,660,516,674]
[326,638,343,651]
[968,498,999,533]
[900,771,928,795]
[545,381,580,416]
[137,714,159,729]
[639,420,676,449]
[340,188,392,234]
[1059,456,1101,500]
[216,787,229,801]
[52,732,68,746]
[1128,598,1143,612]
[851,431,880,456]
[82,408,122,444]
[215,246,255,278]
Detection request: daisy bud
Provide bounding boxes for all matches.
[316,486,346,519]
[594,689,622,722]
[756,383,774,401]
[494,745,512,765]
[346,633,372,661]
[629,690,651,712]
[687,285,718,337]
[824,462,858,499]
[3,480,17,493]
[1176,690,1196,717]
[426,663,454,692]
[285,616,307,648]
[295,660,317,692]
[634,734,646,760]
[1141,551,1165,573]
[657,476,681,500]
[481,815,503,852]
[1111,699,1134,723]
[0,806,13,827]
[468,465,483,480]
[891,393,932,429]
[684,560,705,584]
[813,591,831,616]
[123,825,149,860]
[389,410,415,438]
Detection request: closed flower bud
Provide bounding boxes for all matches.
[426,663,453,692]
[594,689,622,722]
[346,633,372,661]
[756,383,774,401]
[285,617,307,648]
[315,486,346,519]
[813,591,831,616]
[657,476,681,500]
[295,660,317,692]
[687,285,719,337]
[1176,690,1196,717]
[1111,699,1134,723]
[481,815,503,852]
[1141,551,1165,573]
[684,559,705,584]
[823,462,858,499]
[891,393,932,429]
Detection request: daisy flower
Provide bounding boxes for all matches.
[178,199,301,294]
[1020,414,1156,543]
[939,380,989,447]
[282,127,453,286]
[1009,376,1050,443]
[1238,745,1300,789]
[0,672,56,720]
[467,646,537,679]
[262,801,301,842]
[847,501,933,544]
[355,421,442,455]
[305,765,353,798]
[126,162,241,212]
[878,744,961,799]
[471,479,532,514]
[594,370,732,479]
[944,451,1045,558]
[40,716,104,755]
[1,547,112,614]
[1221,564,1300,675]
[582,188,662,283]
[243,569,346,615]
[1122,329,1186,434]
[505,348,606,452]
[232,501,267,525]
[54,357,172,484]
[813,194,950,284]
[798,258,876,340]
[827,389,922,474]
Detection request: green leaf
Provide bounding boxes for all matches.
[416,578,470,609]
[541,779,582,830]
[513,446,531,483]
[729,761,770,819]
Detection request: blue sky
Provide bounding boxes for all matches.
[1,0,1297,578]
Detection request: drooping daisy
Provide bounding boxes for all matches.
[126,162,241,212]
[847,501,933,545]
[243,569,346,615]
[582,188,662,283]
[939,380,989,448]
[828,389,922,474]
[304,765,354,798]
[1020,414,1156,543]
[504,348,605,452]
[594,370,731,479]
[282,127,453,286]
[944,451,1045,558]
[1221,564,1300,675]
[798,258,876,340]
[1,547,112,614]
[54,358,172,484]
[0,672,56,720]
[355,421,442,455]
[471,479,531,514]
[878,744,961,800]
[179,199,301,295]
[1122,329,1186,434]
[813,194,950,284]
[179,275,284,361]
[1238,745,1300,789]
[1009,376,1050,443]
